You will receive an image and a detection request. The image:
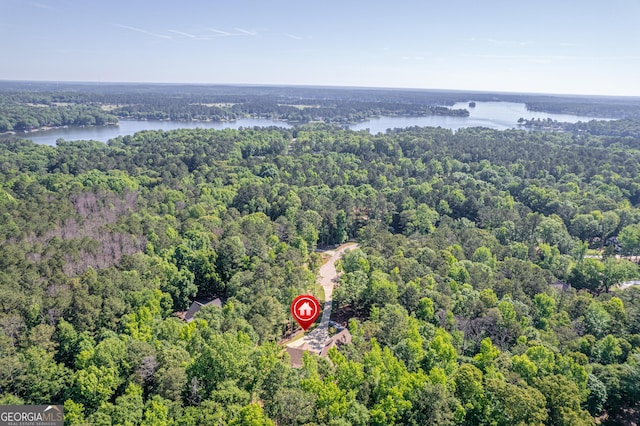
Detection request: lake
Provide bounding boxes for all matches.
[4,102,608,145]
[350,101,609,133]
[12,118,293,146]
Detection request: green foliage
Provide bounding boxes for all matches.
[479,288,498,308]
[619,223,640,256]
[187,331,256,399]
[533,292,556,329]
[586,373,607,415]
[453,363,487,425]
[416,297,436,322]
[404,203,439,234]
[484,377,548,425]
[584,302,612,338]
[474,338,500,373]
[472,246,497,269]
[2,111,640,424]
[534,374,594,425]
[229,403,275,426]
[70,365,121,411]
[0,102,117,132]
[595,334,623,364]
[16,346,69,404]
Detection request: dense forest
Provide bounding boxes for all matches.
[2,99,640,424]
[0,103,118,133]
[519,118,640,141]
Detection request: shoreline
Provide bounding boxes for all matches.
[8,108,472,136]
[0,122,119,137]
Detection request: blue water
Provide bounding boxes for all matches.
[5,102,608,145]
[14,118,292,146]
[350,101,609,133]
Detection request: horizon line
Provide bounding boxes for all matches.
[0,78,639,100]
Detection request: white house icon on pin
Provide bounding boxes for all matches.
[298,302,313,317]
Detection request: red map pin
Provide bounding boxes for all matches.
[291,294,321,331]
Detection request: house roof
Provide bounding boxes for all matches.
[319,329,352,357]
[286,329,353,367]
[184,298,222,322]
[286,346,308,369]
[550,281,571,292]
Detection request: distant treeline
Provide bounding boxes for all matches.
[0,88,469,130]
[526,99,640,119]
[113,99,469,123]
[1,82,639,133]
[519,118,640,144]
[0,103,118,132]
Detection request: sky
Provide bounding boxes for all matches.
[1,0,639,96]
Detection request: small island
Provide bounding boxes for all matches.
[469,101,476,108]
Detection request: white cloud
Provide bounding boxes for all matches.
[208,29,230,36]
[168,30,197,39]
[114,24,171,40]
[235,28,257,36]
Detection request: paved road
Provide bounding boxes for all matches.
[619,280,640,290]
[287,242,359,353]
[585,254,640,262]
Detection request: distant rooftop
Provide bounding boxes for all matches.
[181,298,222,323]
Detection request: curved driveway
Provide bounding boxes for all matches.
[287,242,358,353]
